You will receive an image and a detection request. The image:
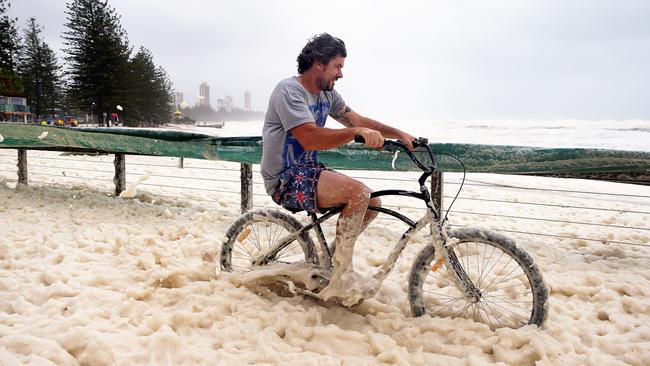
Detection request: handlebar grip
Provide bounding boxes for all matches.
[412,137,429,148]
[353,135,435,172]
[355,135,428,150]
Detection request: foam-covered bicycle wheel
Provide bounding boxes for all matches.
[408,228,548,329]
[220,209,318,272]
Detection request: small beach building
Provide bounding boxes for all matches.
[0,94,30,123]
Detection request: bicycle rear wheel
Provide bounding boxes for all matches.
[220,209,318,272]
[408,228,548,329]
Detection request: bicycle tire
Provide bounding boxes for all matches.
[220,208,318,272]
[408,227,548,329]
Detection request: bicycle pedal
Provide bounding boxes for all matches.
[280,280,320,298]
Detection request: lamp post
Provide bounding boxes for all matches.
[90,102,95,125]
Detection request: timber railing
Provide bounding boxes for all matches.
[1,123,650,251]
[1,123,649,212]
[0,124,650,249]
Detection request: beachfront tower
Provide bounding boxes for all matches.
[199,82,210,107]
[244,91,252,111]
[224,95,233,112]
[173,92,184,110]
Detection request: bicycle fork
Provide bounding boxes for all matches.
[431,221,483,303]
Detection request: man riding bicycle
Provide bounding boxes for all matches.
[261,33,415,306]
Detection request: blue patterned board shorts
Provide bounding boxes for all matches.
[272,161,330,213]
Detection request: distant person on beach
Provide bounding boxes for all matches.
[261,33,415,305]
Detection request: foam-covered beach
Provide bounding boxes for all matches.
[1,147,648,365]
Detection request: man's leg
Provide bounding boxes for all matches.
[315,170,381,306]
[316,170,381,248]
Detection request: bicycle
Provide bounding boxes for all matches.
[219,137,549,329]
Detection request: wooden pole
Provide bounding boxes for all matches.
[240,163,253,213]
[17,149,28,185]
[114,153,126,196]
[430,171,443,217]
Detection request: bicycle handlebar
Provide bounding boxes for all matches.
[353,135,437,172]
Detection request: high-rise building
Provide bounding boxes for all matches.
[224,95,233,113]
[199,82,210,107]
[173,92,184,110]
[244,91,252,111]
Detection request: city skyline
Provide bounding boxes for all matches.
[7,0,650,121]
[189,82,253,112]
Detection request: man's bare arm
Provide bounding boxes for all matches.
[330,105,354,127]
[332,106,416,149]
[290,122,383,150]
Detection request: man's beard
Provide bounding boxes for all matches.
[316,76,334,91]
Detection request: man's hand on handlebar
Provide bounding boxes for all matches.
[354,135,434,172]
[395,132,416,151]
[354,134,424,150]
[352,128,417,151]
[354,127,384,148]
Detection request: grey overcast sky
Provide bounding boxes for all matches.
[8,0,650,121]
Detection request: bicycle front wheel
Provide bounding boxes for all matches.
[408,228,548,329]
[220,209,318,272]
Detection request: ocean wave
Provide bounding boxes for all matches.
[466,124,571,131]
[606,128,650,133]
[465,125,494,129]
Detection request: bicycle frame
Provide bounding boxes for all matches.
[252,138,481,300]
[301,179,439,273]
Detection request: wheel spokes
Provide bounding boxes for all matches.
[230,221,302,271]
[421,240,535,329]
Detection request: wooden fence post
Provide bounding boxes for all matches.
[17,149,28,185]
[241,163,253,213]
[430,171,443,216]
[114,153,126,196]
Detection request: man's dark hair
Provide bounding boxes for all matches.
[297,33,347,74]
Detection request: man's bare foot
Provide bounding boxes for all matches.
[318,268,380,306]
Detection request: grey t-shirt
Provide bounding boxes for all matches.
[261,76,346,195]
